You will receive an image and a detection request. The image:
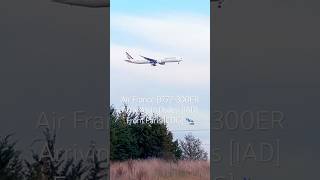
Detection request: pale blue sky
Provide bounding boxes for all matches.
[111,0,210,16]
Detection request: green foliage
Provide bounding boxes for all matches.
[0,135,23,180]
[110,106,182,161]
[24,128,90,180]
[24,129,107,180]
[0,132,104,180]
[0,107,208,179]
[85,143,107,180]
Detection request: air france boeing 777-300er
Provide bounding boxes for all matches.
[125,52,182,66]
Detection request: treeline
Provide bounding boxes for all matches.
[0,129,106,180]
[110,106,208,161]
[110,106,182,160]
[0,106,207,179]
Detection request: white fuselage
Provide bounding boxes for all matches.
[158,57,183,65]
[125,53,182,66]
[125,60,151,64]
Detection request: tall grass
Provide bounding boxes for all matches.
[110,158,210,180]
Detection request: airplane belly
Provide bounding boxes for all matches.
[132,61,150,64]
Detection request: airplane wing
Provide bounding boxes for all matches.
[186,118,195,125]
[52,0,109,7]
[140,55,157,64]
[186,118,194,123]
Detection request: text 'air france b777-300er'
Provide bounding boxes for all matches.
[125,52,183,66]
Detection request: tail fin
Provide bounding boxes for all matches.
[126,52,133,60]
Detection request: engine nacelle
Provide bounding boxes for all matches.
[159,62,166,65]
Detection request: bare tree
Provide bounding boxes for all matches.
[179,134,208,161]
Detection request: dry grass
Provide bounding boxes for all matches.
[110,158,210,180]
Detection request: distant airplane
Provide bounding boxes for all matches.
[186,118,195,125]
[125,52,182,66]
[52,0,109,7]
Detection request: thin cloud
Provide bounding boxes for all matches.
[111,13,210,56]
[111,44,210,86]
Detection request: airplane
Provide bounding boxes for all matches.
[124,52,182,66]
[52,0,109,8]
[186,118,195,125]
